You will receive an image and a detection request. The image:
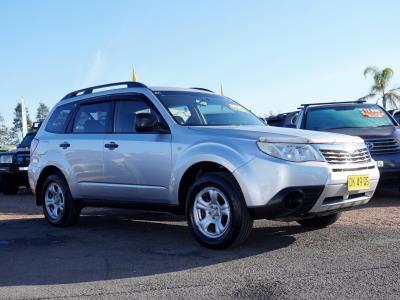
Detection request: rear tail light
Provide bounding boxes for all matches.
[30,138,39,156]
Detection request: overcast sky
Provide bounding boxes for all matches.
[1,0,400,125]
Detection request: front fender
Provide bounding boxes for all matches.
[170,142,253,204]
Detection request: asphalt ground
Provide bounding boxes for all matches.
[0,189,399,299]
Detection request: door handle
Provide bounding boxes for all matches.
[59,142,70,149]
[105,142,119,150]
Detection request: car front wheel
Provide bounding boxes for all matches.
[186,172,253,249]
[41,173,81,226]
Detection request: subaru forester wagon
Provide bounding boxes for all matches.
[29,81,379,248]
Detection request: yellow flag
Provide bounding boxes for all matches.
[132,68,137,81]
[220,84,224,96]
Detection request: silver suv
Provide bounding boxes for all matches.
[29,82,379,248]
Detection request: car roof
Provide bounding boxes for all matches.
[149,86,214,94]
[305,102,377,110]
[58,82,216,105]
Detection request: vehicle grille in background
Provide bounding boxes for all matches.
[16,154,30,167]
[320,148,371,164]
[365,138,400,154]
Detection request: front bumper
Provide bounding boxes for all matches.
[248,186,325,219]
[0,162,30,188]
[234,156,380,220]
[0,163,29,174]
[0,168,29,186]
[372,152,400,187]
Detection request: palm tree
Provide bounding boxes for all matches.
[360,66,400,109]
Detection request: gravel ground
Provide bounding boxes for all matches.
[340,197,400,228]
[0,190,399,299]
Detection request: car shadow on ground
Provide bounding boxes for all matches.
[1,189,397,287]
[0,209,309,287]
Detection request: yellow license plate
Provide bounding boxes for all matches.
[347,175,370,191]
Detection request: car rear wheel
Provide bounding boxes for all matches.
[297,213,341,228]
[41,173,81,226]
[186,172,253,249]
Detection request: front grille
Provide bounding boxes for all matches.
[331,165,375,172]
[320,148,371,164]
[365,138,400,154]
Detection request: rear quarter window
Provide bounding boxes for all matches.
[45,103,75,133]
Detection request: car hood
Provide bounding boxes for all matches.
[0,149,17,156]
[188,125,363,144]
[323,126,400,140]
[15,147,30,154]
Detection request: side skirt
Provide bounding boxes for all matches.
[77,199,183,215]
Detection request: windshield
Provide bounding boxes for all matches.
[19,133,35,148]
[156,91,264,126]
[305,104,395,130]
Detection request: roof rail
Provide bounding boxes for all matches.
[189,87,214,93]
[299,99,366,108]
[61,81,147,100]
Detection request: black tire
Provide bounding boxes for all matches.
[297,213,341,229]
[41,172,81,226]
[2,178,19,195]
[186,172,253,249]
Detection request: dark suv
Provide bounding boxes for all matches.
[0,122,41,194]
[265,111,299,127]
[294,100,400,188]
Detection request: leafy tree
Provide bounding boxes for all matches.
[12,102,32,141]
[361,66,400,109]
[36,102,49,121]
[0,114,18,146]
[0,114,8,146]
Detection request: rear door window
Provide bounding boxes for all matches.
[73,101,113,133]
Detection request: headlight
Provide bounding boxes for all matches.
[0,155,13,164]
[257,142,324,162]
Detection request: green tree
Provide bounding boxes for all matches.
[36,102,49,121]
[0,114,18,146]
[361,66,400,109]
[12,102,32,141]
[0,114,8,146]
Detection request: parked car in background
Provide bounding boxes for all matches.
[29,82,379,248]
[294,100,400,189]
[0,122,41,194]
[266,111,299,127]
[388,109,400,125]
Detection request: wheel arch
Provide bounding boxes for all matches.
[177,161,243,213]
[35,165,68,206]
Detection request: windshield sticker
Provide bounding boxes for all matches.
[360,109,385,118]
[226,103,247,112]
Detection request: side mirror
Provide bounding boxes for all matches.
[136,113,169,133]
